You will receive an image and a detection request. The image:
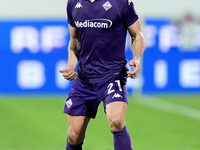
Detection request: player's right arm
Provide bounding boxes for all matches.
[59,24,80,81]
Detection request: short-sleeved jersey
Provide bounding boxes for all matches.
[67,0,138,83]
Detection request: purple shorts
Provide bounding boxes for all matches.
[63,73,128,118]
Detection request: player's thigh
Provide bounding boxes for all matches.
[106,101,128,131]
[67,115,90,136]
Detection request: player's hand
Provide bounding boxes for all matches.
[59,65,78,81]
[127,59,141,79]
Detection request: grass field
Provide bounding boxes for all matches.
[0,94,200,150]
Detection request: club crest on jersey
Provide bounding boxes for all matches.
[66,99,73,108]
[102,1,112,11]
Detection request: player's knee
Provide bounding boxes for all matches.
[67,129,77,144]
[67,128,84,144]
[109,117,125,131]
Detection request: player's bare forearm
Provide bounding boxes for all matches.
[131,31,145,62]
[67,24,80,68]
[127,19,145,79]
[67,39,80,69]
[128,20,145,63]
[59,25,80,81]
[59,43,78,81]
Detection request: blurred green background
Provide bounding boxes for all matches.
[0,95,200,150]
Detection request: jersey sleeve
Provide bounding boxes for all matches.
[66,0,76,27]
[121,0,139,27]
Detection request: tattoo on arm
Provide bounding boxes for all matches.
[74,38,79,43]
[131,35,138,45]
[131,36,138,48]
[70,38,80,59]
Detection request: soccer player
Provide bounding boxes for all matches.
[59,0,145,149]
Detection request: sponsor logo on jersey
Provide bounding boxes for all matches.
[75,19,112,28]
[102,1,112,11]
[112,93,123,99]
[66,99,73,108]
[75,2,83,8]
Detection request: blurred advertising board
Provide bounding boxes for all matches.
[0,19,199,94]
[143,18,200,93]
[0,20,71,94]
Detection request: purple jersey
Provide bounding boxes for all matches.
[67,0,138,83]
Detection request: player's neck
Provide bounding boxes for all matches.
[89,0,96,2]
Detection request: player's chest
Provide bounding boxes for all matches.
[71,0,120,23]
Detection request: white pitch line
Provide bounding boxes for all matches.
[135,96,200,121]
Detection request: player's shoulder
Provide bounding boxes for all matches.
[113,0,133,6]
[67,0,79,7]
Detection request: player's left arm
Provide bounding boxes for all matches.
[127,19,145,79]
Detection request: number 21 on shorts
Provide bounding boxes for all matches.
[107,80,122,94]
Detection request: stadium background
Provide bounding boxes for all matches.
[0,0,200,150]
